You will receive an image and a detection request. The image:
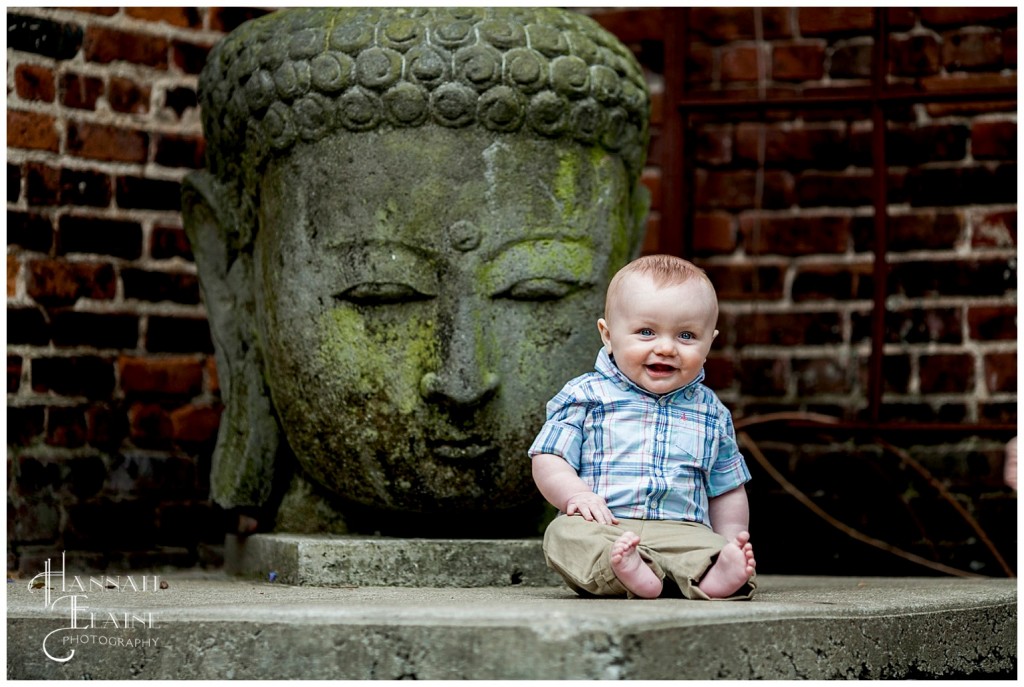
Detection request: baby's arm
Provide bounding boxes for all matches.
[532,453,619,525]
[707,485,749,541]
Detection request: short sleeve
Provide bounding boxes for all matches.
[707,403,751,497]
[527,384,588,471]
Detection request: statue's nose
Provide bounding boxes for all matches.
[419,302,499,407]
[419,368,499,406]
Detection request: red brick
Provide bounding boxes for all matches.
[830,40,873,79]
[885,307,962,344]
[703,355,735,390]
[737,357,788,396]
[59,168,112,208]
[7,255,19,297]
[119,356,204,396]
[971,119,1016,160]
[66,121,148,163]
[170,403,222,443]
[15,64,55,102]
[887,211,964,251]
[972,210,1016,248]
[208,7,272,33]
[943,27,1004,71]
[31,356,115,399]
[735,311,843,347]
[920,8,1017,28]
[83,27,169,68]
[772,42,826,81]
[696,169,795,211]
[794,357,851,395]
[887,8,918,31]
[60,73,104,110]
[85,405,128,450]
[692,212,736,255]
[689,8,755,41]
[45,406,88,448]
[918,353,974,393]
[761,8,794,39]
[889,33,942,77]
[25,162,60,206]
[9,406,46,446]
[154,134,205,170]
[968,306,1017,341]
[685,43,713,86]
[641,168,661,212]
[736,122,849,168]
[58,215,143,258]
[172,40,213,75]
[802,264,874,303]
[206,356,220,395]
[26,259,116,306]
[984,353,1016,393]
[694,125,733,165]
[151,225,194,260]
[799,8,875,35]
[7,110,58,152]
[71,8,118,17]
[741,214,849,256]
[125,7,202,28]
[127,402,173,447]
[8,355,22,394]
[721,45,761,82]
[796,170,873,208]
[108,76,151,114]
[703,264,785,301]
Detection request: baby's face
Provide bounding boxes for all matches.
[598,273,719,395]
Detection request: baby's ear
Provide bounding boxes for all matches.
[597,318,613,351]
[713,329,720,340]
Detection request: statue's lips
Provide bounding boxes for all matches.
[429,439,496,461]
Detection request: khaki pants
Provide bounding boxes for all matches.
[543,514,756,600]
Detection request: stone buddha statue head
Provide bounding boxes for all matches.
[183,7,650,535]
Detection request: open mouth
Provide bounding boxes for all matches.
[429,439,497,461]
[645,364,676,375]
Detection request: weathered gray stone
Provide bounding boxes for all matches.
[227,533,564,587]
[181,7,651,534]
[7,575,1016,679]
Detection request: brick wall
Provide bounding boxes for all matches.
[593,6,1017,576]
[8,7,1017,577]
[7,7,273,574]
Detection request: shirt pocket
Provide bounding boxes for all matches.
[671,428,705,467]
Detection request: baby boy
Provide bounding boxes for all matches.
[530,254,756,599]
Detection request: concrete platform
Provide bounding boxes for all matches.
[226,533,564,587]
[7,572,1016,679]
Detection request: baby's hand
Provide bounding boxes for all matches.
[565,491,619,525]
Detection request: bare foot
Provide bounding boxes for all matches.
[610,532,662,599]
[698,531,756,599]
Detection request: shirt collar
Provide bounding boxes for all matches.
[594,347,705,400]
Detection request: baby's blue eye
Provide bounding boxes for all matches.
[639,328,654,336]
[679,331,694,340]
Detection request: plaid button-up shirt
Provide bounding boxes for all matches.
[529,348,751,526]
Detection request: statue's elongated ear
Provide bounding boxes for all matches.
[182,171,281,508]
[629,181,652,260]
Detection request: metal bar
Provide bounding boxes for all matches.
[675,86,1016,112]
[867,9,890,424]
[660,8,686,257]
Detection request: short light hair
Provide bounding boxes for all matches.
[604,254,718,319]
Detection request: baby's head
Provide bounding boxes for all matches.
[598,255,719,395]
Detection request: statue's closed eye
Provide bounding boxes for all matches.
[495,278,580,301]
[335,282,434,305]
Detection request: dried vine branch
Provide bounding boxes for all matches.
[737,430,985,578]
